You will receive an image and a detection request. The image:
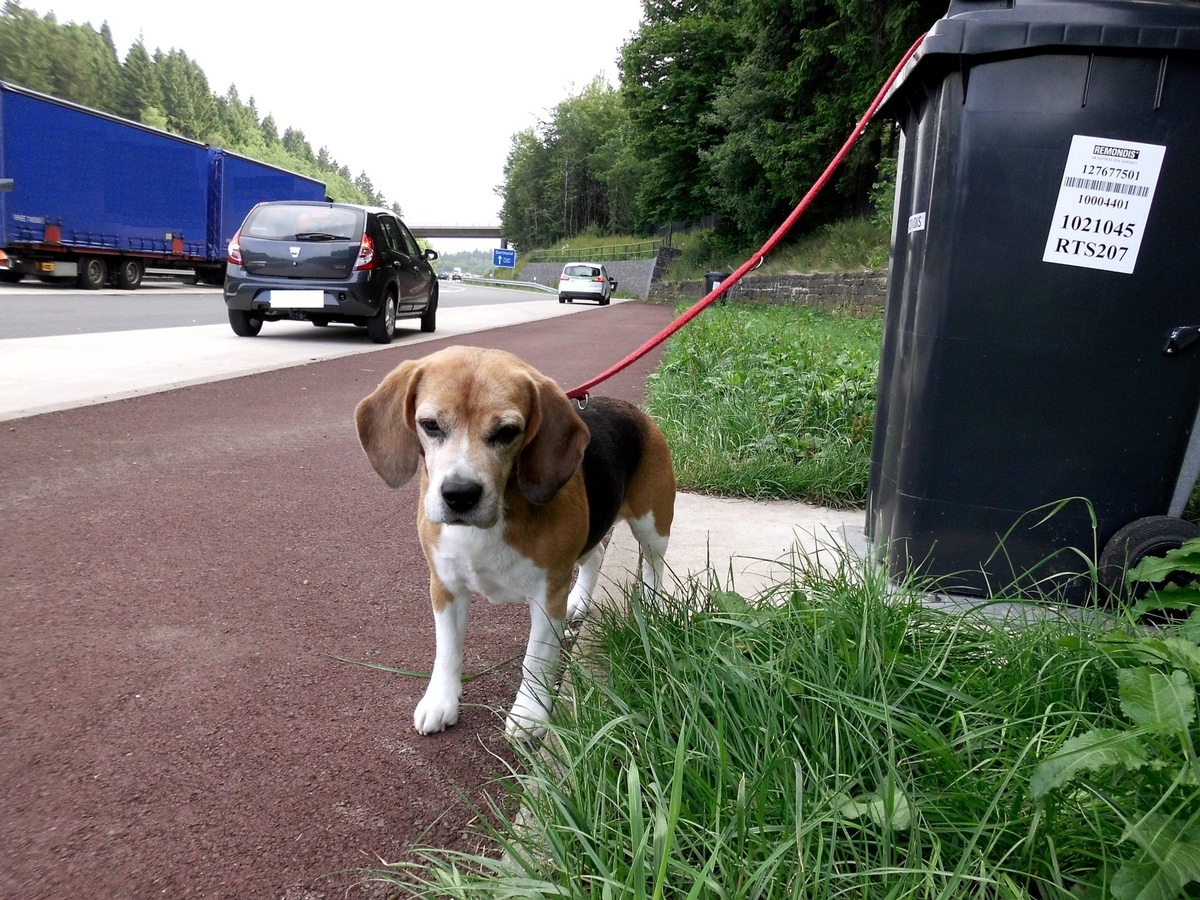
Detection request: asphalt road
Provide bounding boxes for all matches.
[0,277,546,339]
[1,299,675,899]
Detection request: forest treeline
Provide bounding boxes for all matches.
[1,0,949,252]
[0,0,394,211]
[500,0,946,253]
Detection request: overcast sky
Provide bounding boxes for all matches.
[30,0,645,251]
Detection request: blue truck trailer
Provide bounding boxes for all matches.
[0,81,326,290]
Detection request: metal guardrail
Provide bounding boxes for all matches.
[461,276,558,295]
[526,239,662,264]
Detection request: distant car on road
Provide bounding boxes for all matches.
[558,262,617,306]
[223,201,439,343]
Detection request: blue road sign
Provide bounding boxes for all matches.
[493,248,516,269]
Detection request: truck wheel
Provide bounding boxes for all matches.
[115,259,144,290]
[366,292,396,344]
[1097,515,1200,606]
[420,292,438,333]
[77,256,108,290]
[228,309,263,337]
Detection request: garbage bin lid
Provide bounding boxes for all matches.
[886,0,1200,109]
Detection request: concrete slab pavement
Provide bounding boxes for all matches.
[598,492,868,604]
[0,295,593,421]
[594,493,1081,624]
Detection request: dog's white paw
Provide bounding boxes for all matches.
[565,591,590,626]
[504,698,550,741]
[414,685,460,735]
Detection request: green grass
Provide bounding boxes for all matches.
[644,302,882,507]
[378,554,1200,899]
[508,216,891,282]
[666,217,891,282]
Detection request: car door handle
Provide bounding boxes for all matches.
[1165,326,1200,355]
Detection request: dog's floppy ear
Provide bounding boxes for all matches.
[355,360,424,488]
[517,373,590,505]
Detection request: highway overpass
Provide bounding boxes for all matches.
[408,224,505,243]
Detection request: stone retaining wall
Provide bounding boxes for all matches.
[519,256,888,313]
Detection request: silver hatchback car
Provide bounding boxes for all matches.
[558,262,617,305]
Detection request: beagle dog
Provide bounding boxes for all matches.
[355,346,675,737]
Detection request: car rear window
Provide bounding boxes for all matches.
[564,265,600,278]
[243,205,361,241]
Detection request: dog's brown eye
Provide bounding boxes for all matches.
[419,419,443,439]
[489,424,521,445]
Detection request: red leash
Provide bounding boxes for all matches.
[565,33,926,401]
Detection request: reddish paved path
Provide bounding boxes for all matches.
[1,302,673,899]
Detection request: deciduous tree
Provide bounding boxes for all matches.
[618,0,743,228]
[704,0,942,239]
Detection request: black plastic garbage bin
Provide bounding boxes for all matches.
[867,0,1200,604]
[705,271,729,295]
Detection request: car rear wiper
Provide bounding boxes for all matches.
[293,231,345,241]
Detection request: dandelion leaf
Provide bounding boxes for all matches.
[1031,729,1149,799]
[1179,608,1200,643]
[1127,538,1200,582]
[1112,814,1200,900]
[1134,584,1200,613]
[710,590,752,615]
[1118,667,1196,733]
[1153,637,1200,680]
[831,784,913,830]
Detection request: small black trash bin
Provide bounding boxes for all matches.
[867,0,1200,603]
[704,271,728,295]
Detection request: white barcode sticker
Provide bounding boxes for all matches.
[1042,135,1165,275]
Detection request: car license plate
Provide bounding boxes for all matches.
[266,290,325,310]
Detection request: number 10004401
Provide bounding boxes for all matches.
[1079,194,1130,210]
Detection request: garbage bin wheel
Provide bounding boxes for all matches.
[1097,515,1200,606]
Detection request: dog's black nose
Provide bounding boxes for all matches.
[441,479,484,513]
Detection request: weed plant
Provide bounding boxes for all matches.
[667,217,891,281]
[644,303,882,506]
[383,550,1200,899]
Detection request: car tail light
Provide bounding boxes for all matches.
[355,234,377,271]
[560,274,569,281]
[592,275,605,282]
[227,229,242,265]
